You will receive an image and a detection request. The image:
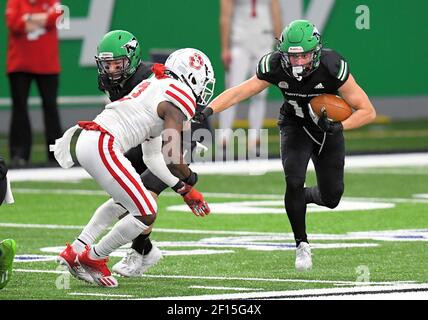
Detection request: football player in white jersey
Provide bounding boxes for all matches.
[219,0,282,150]
[51,48,215,287]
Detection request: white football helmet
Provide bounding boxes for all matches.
[165,48,216,106]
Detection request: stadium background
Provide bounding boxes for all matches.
[0,0,427,157]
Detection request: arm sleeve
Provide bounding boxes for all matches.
[5,0,26,34]
[142,136,180,187]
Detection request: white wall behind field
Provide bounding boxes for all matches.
[0,96,428,134]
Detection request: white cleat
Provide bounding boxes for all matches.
[112,248,143,277]
[295,242,312,272]
[140,245,163,274]
[112,246,163,277]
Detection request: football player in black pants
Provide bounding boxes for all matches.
[70,31,210,277]
[194,20,376,271]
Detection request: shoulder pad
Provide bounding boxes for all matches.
[257,51,280,78]
[162,79,196,120]
[321,49,350,83]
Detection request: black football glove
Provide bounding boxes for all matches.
[192,106,213,124]
[317,108,343,134]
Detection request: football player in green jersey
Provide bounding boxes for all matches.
[0,239,17,289]
[194,20,376,271]
[0,157,16,290]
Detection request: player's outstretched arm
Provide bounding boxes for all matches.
[210,75,270,114]
[194,75,270,123]
[338,73,377,130]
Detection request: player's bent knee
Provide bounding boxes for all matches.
[321,187,344,209]
[285,176,305,191]
[135,214,157,226]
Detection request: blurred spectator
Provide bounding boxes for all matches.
[5,0,63,167]
[219,0,282,150]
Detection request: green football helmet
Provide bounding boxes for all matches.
[95,30,142,85]
[0,239,16,290]
[277,20,322,80]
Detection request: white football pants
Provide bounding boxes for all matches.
[75,130,157,217]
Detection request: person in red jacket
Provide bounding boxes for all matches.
[5,0,64,167]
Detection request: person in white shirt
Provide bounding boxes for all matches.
[219,0,282,150]
[51,48,215,287]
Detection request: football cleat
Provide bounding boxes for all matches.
[58,243,94,283]
[0,239,17,289]
[113,246,163,277]
[78,247,118,287]
[295,242,312,272]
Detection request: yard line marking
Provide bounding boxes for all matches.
[8,153,428,181]
[0,223,84,230]
[189,285,263,291]
[14,269,415,286]
[13,188,107,196]
[12,188,428,204]
[15,269,67,274]
[138,283,428,300]
[140,274,414,286]
[68,292,134,298]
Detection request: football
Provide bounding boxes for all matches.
[310,94,353,122]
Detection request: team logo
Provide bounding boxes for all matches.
[278,81,289,89]
[122,38,138,55]
[189,53,204,70]
[312,27,321,42]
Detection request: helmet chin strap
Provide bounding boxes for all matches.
[292,66,304,81]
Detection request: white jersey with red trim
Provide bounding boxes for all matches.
[93,76,196,152]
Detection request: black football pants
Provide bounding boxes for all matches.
[8,72,62,162]
[280,123,345,245]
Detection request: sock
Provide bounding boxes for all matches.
[72,198,128,253]
[91,214,149,260]
[131,232,152,255]
[295,238,309,247]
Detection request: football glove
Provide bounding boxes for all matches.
[192,106,213,124]
[317,108,343,134]
[183,188,210,217]
[172,181,210,217]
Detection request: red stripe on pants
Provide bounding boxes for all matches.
[97,133,151,216]
[106,135,156,214]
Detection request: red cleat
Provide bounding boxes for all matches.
[58,243,94,283]
[77,247,118,288]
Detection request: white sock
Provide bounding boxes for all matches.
[90,214,149,260]
[72,198,128,254]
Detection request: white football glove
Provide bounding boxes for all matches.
[308,103,320,125]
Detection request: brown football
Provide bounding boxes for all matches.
[310,94,353,122]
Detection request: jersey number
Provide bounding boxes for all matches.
[289,100,304,118]
[119,82,151,102]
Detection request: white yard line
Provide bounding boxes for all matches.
[140,283,428,300]
[7,153,428,182]
[189,285,263,291]
[68,292,134,298]
[13,268,415,287]
[11,188,428,205]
